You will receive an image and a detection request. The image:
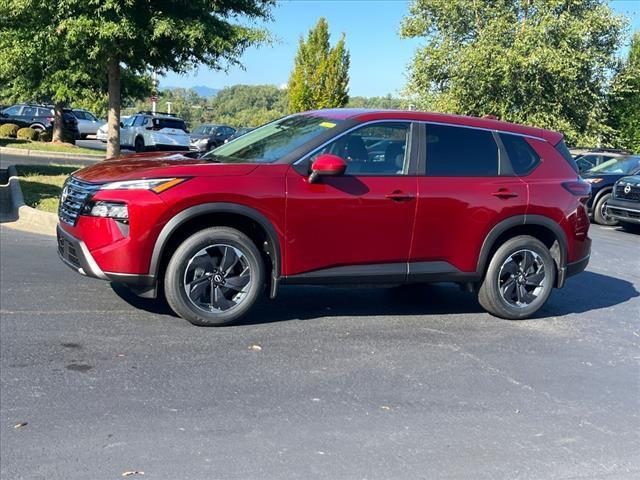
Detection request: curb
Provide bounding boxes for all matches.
[0,164,57,236]
[0,146,104,161]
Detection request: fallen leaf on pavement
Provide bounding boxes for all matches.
[249,344,262,351]
[13,422,27,429]
[380,405,391,411]
[122,471,144,477]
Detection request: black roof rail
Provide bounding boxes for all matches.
[136,110,177,117]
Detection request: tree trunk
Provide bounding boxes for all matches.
[52,102,64,143]
[106,57,121,159]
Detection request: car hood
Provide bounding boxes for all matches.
[74,151,258,183]
[189,134,210,140]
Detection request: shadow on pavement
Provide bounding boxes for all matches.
[110,271,638,326]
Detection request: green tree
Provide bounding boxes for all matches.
[608,31,640,152]
[400,0,626,145]
[288,18,350,112]
[1,0,273,156]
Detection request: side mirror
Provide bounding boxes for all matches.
[309,154,347,184]
[119,122,124,128]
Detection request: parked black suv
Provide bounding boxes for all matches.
[0,104,80,140]
[606,175,640,232]
[582,155,640,226]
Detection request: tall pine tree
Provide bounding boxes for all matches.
[288,18,350,113]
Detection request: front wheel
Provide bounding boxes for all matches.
[134,136,145,153]
[478,235,556,320]
[594,193,618,226]
[164,227,264,326]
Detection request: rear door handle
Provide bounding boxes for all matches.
[491,189,518,199]
[385,190,415,201]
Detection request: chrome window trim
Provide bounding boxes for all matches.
[294,118,547,167]
[293,119,415,166]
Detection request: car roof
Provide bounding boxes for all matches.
[303,108,563,145]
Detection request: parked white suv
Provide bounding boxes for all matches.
[119,112,190,152]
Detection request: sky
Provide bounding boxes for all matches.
[162,0,640,98]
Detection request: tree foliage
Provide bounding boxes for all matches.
[401,0,626,145]
[288,17,350,113]
[1,0,274,155]
[348,95,405,110]
[608,31,640,152]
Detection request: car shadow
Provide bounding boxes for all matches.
[110,271,638,326]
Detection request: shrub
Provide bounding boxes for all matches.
[16,127,38,141]
[0,123,19,138]
[38,130,52,142]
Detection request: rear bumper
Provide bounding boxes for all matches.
[566,253,590,278]
[57,225,156,295]
[606,198,640,224]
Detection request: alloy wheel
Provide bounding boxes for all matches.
[497,249,547,308]
[183,244,251,313]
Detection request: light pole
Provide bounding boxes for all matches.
[151,71,158,114]
[166,102,172,115]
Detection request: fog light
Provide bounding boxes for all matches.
[88,201,128,219]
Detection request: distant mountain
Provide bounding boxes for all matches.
[161,85,220,98]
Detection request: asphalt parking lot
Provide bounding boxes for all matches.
[0,223,638,480]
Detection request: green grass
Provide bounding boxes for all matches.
[0,138,102,156]
[16,164,84,213]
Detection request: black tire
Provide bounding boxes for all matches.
[80,133,87,140]
[30,124,44,133]
[134,136,145,153]
[478,235,556,320]
[593,192,618,226]
[164,227,264,326]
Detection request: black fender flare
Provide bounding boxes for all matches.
[148,203,282,295]
[476,214,569,287]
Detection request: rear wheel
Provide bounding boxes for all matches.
[594,192,618,226]
[478,236,556,320]
[134,136,145,153]
[164,227,264,326]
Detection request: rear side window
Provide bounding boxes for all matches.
[154,118,187,131]
[426,124,498,176]
[500,133,540,175]
[555,139,579,174]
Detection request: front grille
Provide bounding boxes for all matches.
[615,183,640,202]
[58,177,100,226]
[609,207,640,220]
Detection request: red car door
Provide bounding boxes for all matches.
[285,121,419,280]
[411,123,529,275]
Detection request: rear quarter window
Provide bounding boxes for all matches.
[500,133,540,175]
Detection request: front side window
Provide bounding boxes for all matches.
[500,133,540,175]
[310,122,411,175]
[203,114,344,164]
[73,110,87,120]
[133,116,146,127]
[426,124,499,176]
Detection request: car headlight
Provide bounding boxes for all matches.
[86,201,129,219]
[99,178,188,193]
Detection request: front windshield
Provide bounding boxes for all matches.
[587,155,640,175]
[201,115,343,163]
[193,125,215,135]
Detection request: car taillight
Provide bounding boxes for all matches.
[47,116,54,122]
[562,180,592,203]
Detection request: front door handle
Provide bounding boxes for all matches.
[492,189,518,199]
[385,190,415,201]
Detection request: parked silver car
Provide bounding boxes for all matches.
[71,109,106,139]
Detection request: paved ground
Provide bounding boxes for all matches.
[0,224,638,480]
[76,139,134,154]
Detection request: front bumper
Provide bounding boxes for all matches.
[57,225,157,296]
[606,198,640,224]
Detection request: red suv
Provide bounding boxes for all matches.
[57,109,592,326]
